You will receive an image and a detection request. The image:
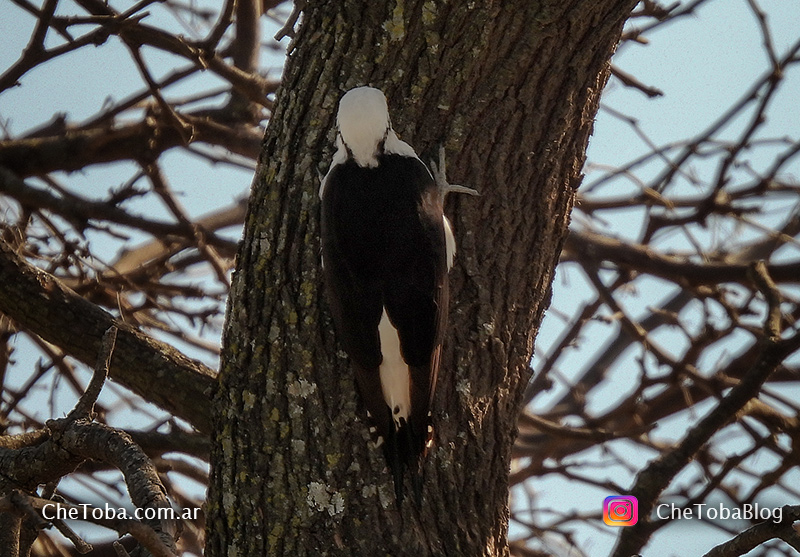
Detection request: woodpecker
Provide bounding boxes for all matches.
[319,86,473,504]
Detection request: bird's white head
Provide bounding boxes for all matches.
[336,86,392,168]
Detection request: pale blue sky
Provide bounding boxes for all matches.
[530,1,800,555]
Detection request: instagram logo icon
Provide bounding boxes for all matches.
[603,496,638,526]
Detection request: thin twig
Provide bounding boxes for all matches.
[68,326,117,420]
[274,0,306,41]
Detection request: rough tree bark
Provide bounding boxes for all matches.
[206,0,637,555]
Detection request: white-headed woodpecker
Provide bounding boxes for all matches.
[319,86,470,504]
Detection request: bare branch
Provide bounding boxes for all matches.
[702,505,800,557]
[69,326,117,420]
[0,241,215,433]
[0,111,264,177]
[612,333,800,556]
[566,230,800,286]
[0,167,239,254]
[274,0,306,41]
[610,64,664,97]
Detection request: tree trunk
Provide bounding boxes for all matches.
[206,0,636,555]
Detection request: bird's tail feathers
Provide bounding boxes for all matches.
[382,415,430,507]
